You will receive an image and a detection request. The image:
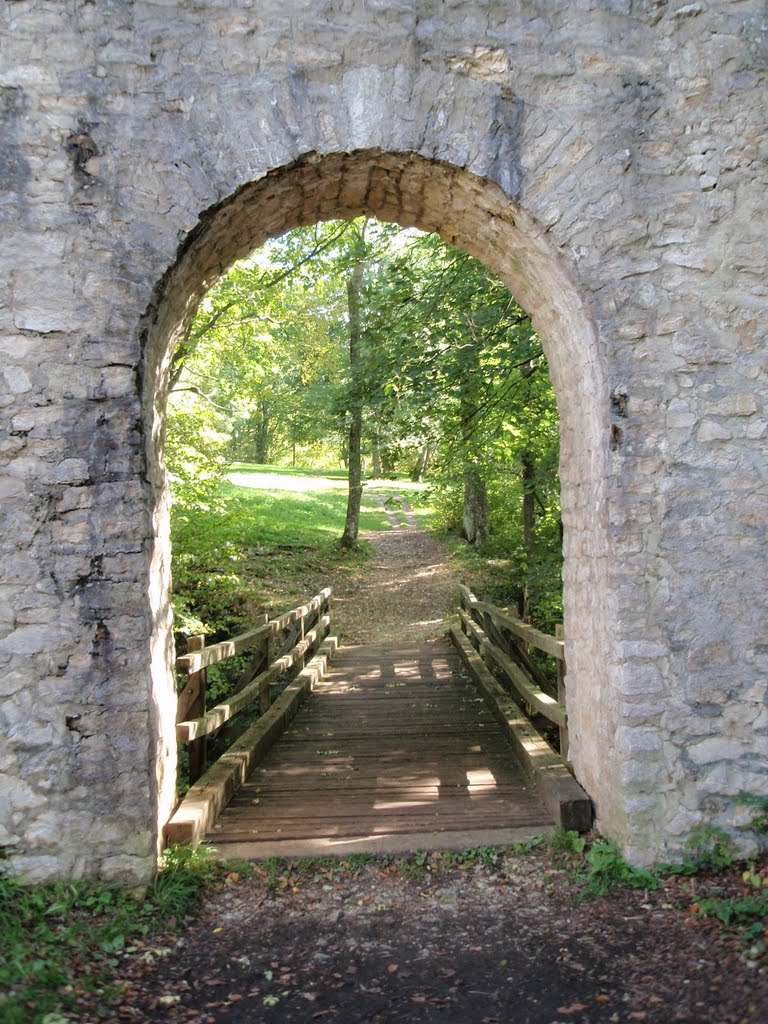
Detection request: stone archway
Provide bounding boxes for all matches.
[142,150,611,868]
[2,2,765,883]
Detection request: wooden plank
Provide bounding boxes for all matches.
[270,587,331,632]
[482,608,557,698]
[176,623,273,674]
[460,607,565,728]
[450,625,592,833]
[475,600,565,662]
[480,636,566,729]
[203,637,557,851]
[165,639,337,846]
[185,635,207,786]
[211,811,550,843]
[177,616,329,742]
[176,671,204,723]
[175,590,332,675]
[230,614,269,698]
[556,623,570,763]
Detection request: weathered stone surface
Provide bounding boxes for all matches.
[0,0,766,881]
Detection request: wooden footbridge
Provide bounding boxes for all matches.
[166,587,591,855]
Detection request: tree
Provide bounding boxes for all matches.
[166,217,563,623]
[339,220,367,548]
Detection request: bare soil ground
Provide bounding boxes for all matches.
[82,508,768,1024]
[329,498,460,647]
[104,853,767,1024]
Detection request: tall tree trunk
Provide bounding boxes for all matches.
[460,358,489,546]
[372,440,383,479]
[381,448,396,477]
[254,400,270,464]
[462,460,490,546]
[410,442,430,482]
[340,235,366,548]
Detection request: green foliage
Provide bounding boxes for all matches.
[737,792,768,835]
[695,893,768,928]
[0,846,218,1024]
[454,846,504,869]
[152,845,217,920]
[583,841,660,896]
[512,833,548,855]
[680,824,737,873]
[171,466,395,642]
[166,218,564,631]
[549,828,586,856]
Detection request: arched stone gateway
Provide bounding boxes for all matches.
[1,2,766,882]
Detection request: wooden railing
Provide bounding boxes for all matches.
[457,584,568,757]
[166,586,336,845]
[451,584,592,831]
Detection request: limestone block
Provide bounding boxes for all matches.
[688,737,748,765]
[697,419,733,442]
[12,269,81,334]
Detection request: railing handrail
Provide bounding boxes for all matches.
[457,584,567,741]
[457,584,564,662]
[176,614,330,741]
[165,585,337,846]
[175,586,332,675]
[174,586,332,783]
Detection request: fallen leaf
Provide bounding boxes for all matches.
[387,963,399,974]
[556,1004,587,1016]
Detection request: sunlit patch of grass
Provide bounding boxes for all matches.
[171,465,435,642]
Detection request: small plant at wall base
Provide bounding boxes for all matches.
[0,846,217,1024]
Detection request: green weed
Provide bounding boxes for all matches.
[455,846,505,869]
[583,841,660,896]
[737,793,768,835]
[549,828,586,856]
[0,845,220,1024]
[662,824,738,877]
[512,833,548,855]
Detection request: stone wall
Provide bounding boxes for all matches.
[1,0,766,881]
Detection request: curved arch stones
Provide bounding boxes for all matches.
[1,2,766,881]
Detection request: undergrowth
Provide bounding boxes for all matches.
[0,846,217,1024]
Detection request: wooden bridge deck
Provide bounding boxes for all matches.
[206,638,555,857]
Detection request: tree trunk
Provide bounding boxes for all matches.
[410,442,430,482]
[462,460,490,547]
[340,237,366,548]
[254,400,270,464]
[372,442,383,479]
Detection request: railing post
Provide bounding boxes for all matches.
[555,623,569,764]
[186,634,207,785]
[257,632,271,714]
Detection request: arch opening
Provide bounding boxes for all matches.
[142,150,611,852]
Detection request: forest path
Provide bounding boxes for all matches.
[330,491,461,647]
[119,492,768,1024]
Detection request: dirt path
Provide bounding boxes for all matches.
[87,511,768,1024]
[117,854,767,1024]
[330,496,460,647]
